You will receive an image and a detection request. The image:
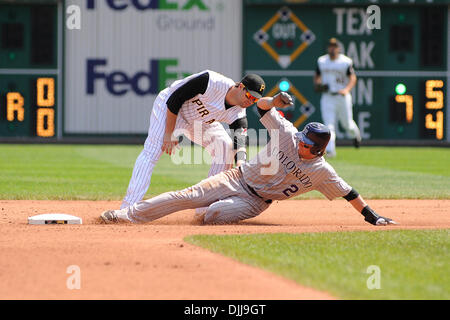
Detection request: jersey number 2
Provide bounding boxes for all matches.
[282,184,298,197]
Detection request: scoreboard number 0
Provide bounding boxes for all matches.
[6,77,55,138]
[37,78,55,107]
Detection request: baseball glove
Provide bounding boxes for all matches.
[314,83,329,93]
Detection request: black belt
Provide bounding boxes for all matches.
[248,185,273,204]
[239,167,272,204]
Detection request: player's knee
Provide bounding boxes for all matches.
[204,205,237,225]
[203,204,221,224]
[340,121,351,131]
[326,123,335,133]
[142,141,163,160]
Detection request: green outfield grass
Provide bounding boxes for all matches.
[0,144,448,200]
[185,230,450,300]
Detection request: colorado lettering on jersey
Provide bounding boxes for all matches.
[272,147,313,188]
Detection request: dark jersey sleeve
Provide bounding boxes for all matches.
[257,106,270,117]
[229,117,248,162]
[343,188,359,201]
[166,72,209,115]
[315,63,321,76]
[347,64,355,76]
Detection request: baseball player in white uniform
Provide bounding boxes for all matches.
[314,38,362,157]
[121,71,266,217]
[102,92,396,226]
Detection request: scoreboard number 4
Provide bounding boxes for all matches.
[424,80,444,140]
[6,77,55,138]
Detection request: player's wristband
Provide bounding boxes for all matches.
[235,150,247,163]
[361,205,380,225]
[257,107,270,117]
[343,188,359,201]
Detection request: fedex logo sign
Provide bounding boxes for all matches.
[87,58,185,96]
[86,0,209,10]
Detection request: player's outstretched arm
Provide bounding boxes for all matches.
[229,117,248,167]
[344,190,398,226]
[162,109,179,155]
[257,92,294,110]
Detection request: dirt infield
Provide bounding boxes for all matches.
[0,199,449,300]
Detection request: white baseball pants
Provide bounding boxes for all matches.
[320,93,361,156]
[121,91,234,209]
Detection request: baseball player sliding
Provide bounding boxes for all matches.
[314,37,362,157]
[121,70,266,218]
[102,92,397,226]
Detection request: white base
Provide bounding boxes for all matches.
[28,213,82,225]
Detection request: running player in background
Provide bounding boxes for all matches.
[314,37,362,157]
[103,92,396,227]
[121,71,266,216]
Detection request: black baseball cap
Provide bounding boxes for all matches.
[328,37,339,46]
[240,74,265,99]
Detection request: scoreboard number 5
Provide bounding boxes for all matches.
[424,80,444,140]
[6,77,55,138]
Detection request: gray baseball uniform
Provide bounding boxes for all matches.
[121,108,352,224]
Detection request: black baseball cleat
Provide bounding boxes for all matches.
[353,138,361,148]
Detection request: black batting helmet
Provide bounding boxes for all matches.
[295,122,331,156]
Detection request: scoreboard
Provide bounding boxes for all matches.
[0,1,60,139]
[4,77,56,137]
[243,0,449,142]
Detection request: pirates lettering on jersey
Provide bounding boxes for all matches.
[320,69,347,84]
[192,99,210,117]
[271,147,313,188]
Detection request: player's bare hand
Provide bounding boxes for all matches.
[272,92,294,108]
[338,89,349,96]
[375,216,398,226]
[161,133,179,155]
[314,83,329,93]
[362,206,398,226]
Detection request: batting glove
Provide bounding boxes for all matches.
[314,83,329,93]
[273,92,294,108]
[362,206,398,226]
